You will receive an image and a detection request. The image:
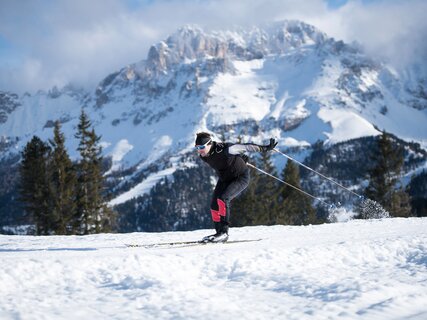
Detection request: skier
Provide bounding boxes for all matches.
[195,132,277,242]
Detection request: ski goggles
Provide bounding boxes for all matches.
[195,139,212,150]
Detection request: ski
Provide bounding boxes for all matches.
[125,238,263,248]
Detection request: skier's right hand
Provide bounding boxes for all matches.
[261,138,278,152]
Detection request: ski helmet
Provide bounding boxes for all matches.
[195,132,212,146]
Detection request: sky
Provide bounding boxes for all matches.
[0,0,426,94]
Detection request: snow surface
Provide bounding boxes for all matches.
[317,108,380,144]
[1,218,426,320]
[105,139,134,175]
[206,59,272,125]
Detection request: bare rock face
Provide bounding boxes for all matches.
[0,91,21,124]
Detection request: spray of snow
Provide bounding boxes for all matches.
[358,198,391,219]
[328,207,358,223]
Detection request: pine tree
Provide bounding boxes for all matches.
[87,128,114,233]
[49,121,76,234]
[74,109,115,234]
[365,131,411,217]
[19,136,53,235]
[278,160,316,225]
[408,170,427,217]
[253,152,279,225]
[74,110,91,233]
[389,190,412,217]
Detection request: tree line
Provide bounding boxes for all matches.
[17,124,414,235]
[231,131,412,226]
[231,151,318,227]
[19,110,115,235]
[362,131,412,217]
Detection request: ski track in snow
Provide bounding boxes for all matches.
[1,218,427,320]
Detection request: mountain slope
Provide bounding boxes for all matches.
[0,20,426,214]
[1,218,426,319]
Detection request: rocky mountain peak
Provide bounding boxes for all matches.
[260,20,328,50]
[144,20,330,74]
[0,91,21,124]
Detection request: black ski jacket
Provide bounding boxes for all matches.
[200,142,263,182]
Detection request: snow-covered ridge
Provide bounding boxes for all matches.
[1,218,426,319]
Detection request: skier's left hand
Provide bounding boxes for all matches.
[262,138,278,152]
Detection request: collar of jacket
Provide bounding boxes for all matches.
[207,141,217,156]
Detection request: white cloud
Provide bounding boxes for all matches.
[312,0,427,67]
[0,0,426,93]
[0,0,162,93]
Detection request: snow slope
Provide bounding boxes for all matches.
[1,218,426,320]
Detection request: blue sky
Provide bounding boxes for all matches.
[327,0,351,8]
[1,0,426,93]
[326,0,377,9]
[332,0,397,8]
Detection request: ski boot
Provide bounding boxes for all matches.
[201,222,229,243]
[201,232,229,243]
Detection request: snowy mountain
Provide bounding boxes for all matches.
[1,21,426,226]
[1,218,427,319]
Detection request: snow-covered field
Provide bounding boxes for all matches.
[1,218,426,320]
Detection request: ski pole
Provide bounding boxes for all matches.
[246,162,335,208]
[273,148,363,199]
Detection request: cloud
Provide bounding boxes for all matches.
[0,0,426,93]
[0,0,162,93]
[313,0,427,67]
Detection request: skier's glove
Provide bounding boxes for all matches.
[261,138,278,152]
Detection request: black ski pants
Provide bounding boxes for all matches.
[210,168,250,233]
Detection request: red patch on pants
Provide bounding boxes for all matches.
[211,199,227,222]
[211,209,220,222]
